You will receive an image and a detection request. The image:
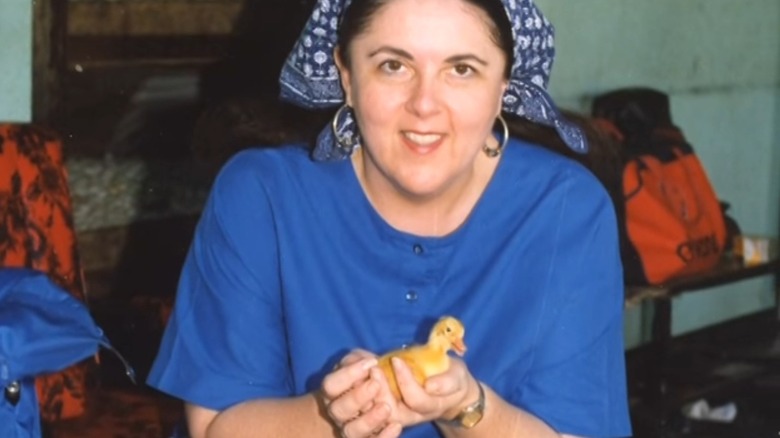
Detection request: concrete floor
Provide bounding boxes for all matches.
[627,309,780,437]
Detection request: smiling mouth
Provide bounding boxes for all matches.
[403,131,444,146]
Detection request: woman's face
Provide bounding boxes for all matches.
[337,0,509,201]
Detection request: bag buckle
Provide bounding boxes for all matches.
[4,381,21,406]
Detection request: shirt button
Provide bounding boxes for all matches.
[413,244,424,255]
[405,290,419,302]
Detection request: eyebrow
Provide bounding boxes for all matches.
[368,46,414,60]
[368,46,488,66]
[445,54,488,66]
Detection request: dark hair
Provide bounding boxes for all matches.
[337,0,514,78]
[504,112,625,205]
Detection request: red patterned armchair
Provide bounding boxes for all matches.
[0,123,94,422]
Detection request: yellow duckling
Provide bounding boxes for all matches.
[377,316,467,400]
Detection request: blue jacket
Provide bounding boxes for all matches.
[0,268,131,438]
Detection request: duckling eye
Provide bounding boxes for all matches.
[445,327,452,333]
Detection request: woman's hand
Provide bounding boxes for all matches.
[375,356,480,428]
[320,349,403,438]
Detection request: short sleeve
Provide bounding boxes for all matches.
[515,169,632,437]
[147,151,293,411]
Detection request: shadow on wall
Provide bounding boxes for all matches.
[193,0,333,173]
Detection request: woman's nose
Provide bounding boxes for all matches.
[405,76,440,118]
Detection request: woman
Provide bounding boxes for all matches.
[148,0,632,437]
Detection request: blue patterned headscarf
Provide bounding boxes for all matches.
[279,0,587,160]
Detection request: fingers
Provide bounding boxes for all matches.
[329,379,379,423]
[391,357,472,421]
[374,422,403,438]
[424,363,465,397]
[326,365,380,423]
[361,365,398,411]
[333,378,401,438]
[322,357,378,401]
[359,399,375,415]
[391,357,430,402]
[339,349,377,368]
[339,402,393,438]
[420,357,469,398]
[368,367,395,403]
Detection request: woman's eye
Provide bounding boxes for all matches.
[452,64,475,77]
[380,60,404,73]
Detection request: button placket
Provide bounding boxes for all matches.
[402,241,430,308]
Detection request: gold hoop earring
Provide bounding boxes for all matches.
[483,114,509,158]
[331,104,358,155]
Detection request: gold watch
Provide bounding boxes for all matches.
[442,382,485,429]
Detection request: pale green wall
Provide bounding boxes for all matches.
[0,0,32,122]
[536,0,780,348]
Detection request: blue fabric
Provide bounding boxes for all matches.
[148,140,632,437]
[0,268,110,438]
[279,0,587,160]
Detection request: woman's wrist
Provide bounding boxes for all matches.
[441,376,482,421]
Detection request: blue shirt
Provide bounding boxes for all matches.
[148,138,632,437]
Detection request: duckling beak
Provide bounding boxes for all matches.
[452,338,467,356]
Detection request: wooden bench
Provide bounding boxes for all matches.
[626,240,779,434]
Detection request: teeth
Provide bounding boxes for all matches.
[404,132,442,145]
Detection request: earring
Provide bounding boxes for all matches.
[331,104,359,155]
[483,114,509,158]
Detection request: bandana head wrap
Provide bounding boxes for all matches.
[279,0,587,160]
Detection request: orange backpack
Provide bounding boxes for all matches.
[592,89,727,285]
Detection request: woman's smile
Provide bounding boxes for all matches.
[400,131,445,155]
